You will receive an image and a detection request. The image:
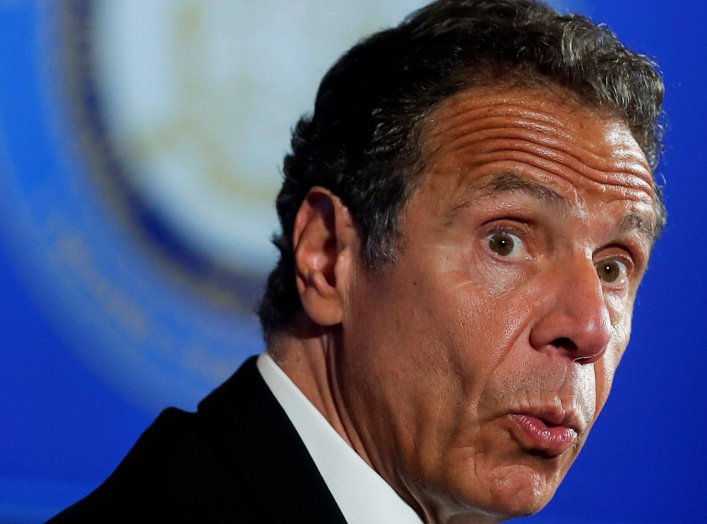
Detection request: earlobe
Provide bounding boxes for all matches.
[293,187,358,327]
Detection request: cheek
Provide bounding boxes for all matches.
[341,272,471,421]
[446,271,539,371]
[604,312,632,376]
[590,359,616,425]
[428,281,513,402]
[605,291,634,331]
[436,244,539,351]
[592,338,627,415]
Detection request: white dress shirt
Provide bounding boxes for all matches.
[257,352,423,524]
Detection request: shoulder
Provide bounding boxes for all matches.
[48,359,269,522]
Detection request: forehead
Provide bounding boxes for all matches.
[416,85,657,225]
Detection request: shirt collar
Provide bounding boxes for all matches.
[257,352,423,524]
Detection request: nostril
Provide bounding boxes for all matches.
[551,337,577,352]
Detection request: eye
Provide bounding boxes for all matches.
[596,259,629,284]
[487,232,524,258]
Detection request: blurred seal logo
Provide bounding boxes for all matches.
[15,0,428,411]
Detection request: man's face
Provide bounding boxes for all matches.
[335,86,657,521]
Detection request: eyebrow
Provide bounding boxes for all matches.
[476,172,565,205]
[467,172,658,245]
[619,212,658,245]
[443,172,566,224]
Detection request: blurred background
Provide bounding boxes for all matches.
[0,1,704,522]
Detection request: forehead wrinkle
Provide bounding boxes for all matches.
[486,153,649,195]
[448,147,654,205]
[424,88,618,151]
[428,105,578,146]
[420,87,659,238]
[430,102,567,133]
[430,125,653,196]
[431,93,578,128]
[424,92,655,197]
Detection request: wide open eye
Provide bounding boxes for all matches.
[487,232,524,258]
[596,259,629,284]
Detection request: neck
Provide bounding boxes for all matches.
[267,327,365,459]
[266,329,507,524]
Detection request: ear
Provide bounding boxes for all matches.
[293,186,359,327]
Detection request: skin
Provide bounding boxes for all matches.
[271,85,658,523]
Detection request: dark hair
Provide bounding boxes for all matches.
[258,0,665,340]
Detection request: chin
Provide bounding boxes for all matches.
[441,464,562,522]
[482,465,562,518]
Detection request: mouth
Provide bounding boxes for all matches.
[508,408,582,458]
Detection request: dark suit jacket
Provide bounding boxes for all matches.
[48,356,347,523]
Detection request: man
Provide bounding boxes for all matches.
[51,0,665,522]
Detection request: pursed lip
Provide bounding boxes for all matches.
[507,406,584,457]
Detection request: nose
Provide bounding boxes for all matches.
[529,258,612,364]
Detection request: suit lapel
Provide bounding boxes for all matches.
[198,356,348,523]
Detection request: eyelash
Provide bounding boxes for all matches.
[485,220,530,239]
